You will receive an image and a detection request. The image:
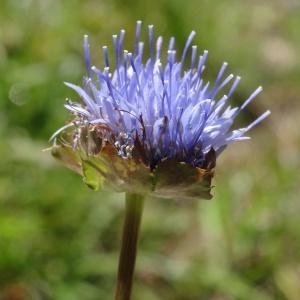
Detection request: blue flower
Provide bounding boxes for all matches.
[51,21,270,199]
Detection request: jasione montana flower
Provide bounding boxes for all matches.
[51,21,270,200]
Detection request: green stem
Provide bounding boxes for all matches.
[114,192,145,300]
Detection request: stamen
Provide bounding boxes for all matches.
[134,20,142,56]
[148,25,154,62]
[103,67,117,104]
[200,82,210,98]
[246,110,271,131]
[138,42,144,59]
[83,35,91,77]
[228,76,241,98]
[119,29,126,59]
[211,74,234,98]
[197,50,208,76]
[190,45,197,69]
[167,50,176,65]
[158,62,164,81]
[214,62,228,88]
[181,31,196,65]
[112,34,121,84]
[241,86,263,110]
[112,35,119,68]
[123,50,129,99]
[102,46,109,68]
[128,53,143,101]
[168,37,175,50]
[156,36,163,60]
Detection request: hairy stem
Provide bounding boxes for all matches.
[114,192,144,300]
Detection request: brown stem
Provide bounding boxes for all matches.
[114,192,144,300]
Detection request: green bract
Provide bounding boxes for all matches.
[50,126,215,200]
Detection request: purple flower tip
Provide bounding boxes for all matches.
[53,21,270,170]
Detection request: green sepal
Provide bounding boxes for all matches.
[152,159,214,200]
[81,159,105,191]
[50,143,82,175]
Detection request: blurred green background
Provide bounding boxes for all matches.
[1,0,300,299]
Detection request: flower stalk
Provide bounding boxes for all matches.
[114,192,145,300]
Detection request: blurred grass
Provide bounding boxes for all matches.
[1,0,300,299]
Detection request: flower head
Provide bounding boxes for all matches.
[51,21,270,200]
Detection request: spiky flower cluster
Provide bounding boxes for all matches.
[52,21,270,173]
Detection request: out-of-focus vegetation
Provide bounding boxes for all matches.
[1,0,300,299]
